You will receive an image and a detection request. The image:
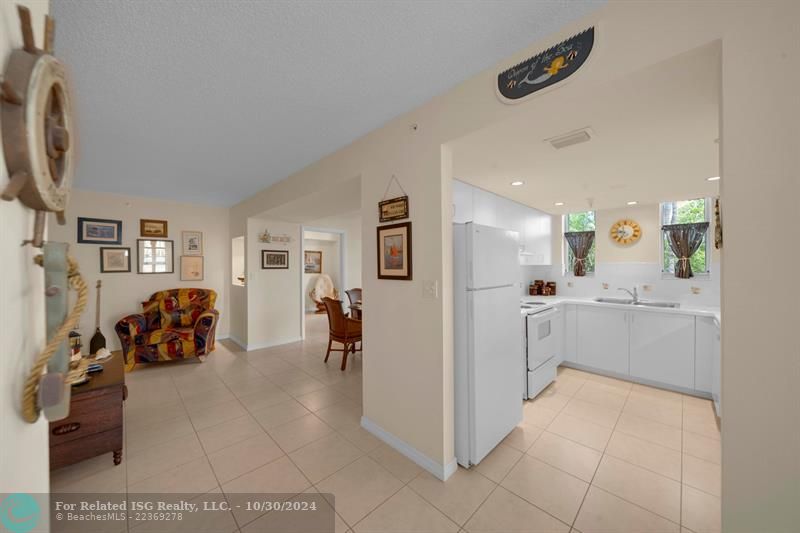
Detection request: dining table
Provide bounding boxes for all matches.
[349,301,362,320]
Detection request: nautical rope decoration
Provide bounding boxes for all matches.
[22,255,88,423]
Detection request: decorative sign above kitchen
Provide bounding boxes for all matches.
[497,27,594,102]
[379,175,410,223]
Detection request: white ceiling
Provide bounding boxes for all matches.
[52,0,602,206]
[450,42,720,214]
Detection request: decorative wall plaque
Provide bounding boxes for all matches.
[379,196,409,222]
[498,27,594,101]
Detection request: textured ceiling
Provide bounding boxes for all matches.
[51,0,602,206]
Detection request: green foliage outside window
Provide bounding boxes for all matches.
[565,211,596,274]
[661,198,709,274]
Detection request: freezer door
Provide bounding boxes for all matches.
[467,285,523,465]
[467,223,519,290]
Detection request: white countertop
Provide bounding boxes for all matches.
[521,295,721,326]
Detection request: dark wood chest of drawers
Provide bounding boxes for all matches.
[49,352,126,470]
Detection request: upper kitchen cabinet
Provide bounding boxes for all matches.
[520,210,552,265]
[471,186,496,227]
[452,179,474,224]
[452,180,552,265]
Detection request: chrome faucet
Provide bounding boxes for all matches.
[618,287,639,303]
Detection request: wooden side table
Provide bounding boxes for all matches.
[49,351,127,470]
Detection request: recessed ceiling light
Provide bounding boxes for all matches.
[510,180,525,186]
[627,201,638,205]
[554,202,565,206]
[707,176,721,181]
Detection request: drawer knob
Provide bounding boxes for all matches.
[52,422,80,435]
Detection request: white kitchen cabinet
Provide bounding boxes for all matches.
[452,180,552,264]
[712,324,721,417]
[577,306,629,375]
[563,304,577,363]
[472,187,496,227]
[452,179,474,223]
[694,317,716,393]
[521,210,552,265]
[629,311,695,390]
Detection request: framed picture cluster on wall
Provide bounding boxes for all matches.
[77,216,207,282]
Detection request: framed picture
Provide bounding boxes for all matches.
[377,222,412,280]
[304,250,322,274]
[379,196,409,222]
[77,217,122,244]
[140,219,168,238]
[137,239,174,274]
[262,250,289,269]
[99,247,131,273]
[180,256,204,281]
[182,230,203,255]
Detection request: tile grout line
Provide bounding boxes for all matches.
[567,379,631,531]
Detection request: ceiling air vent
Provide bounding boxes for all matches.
[545,127,593,150]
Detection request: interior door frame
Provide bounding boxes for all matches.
[300,226,348,340]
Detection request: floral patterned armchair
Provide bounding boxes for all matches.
[115,288,218,369]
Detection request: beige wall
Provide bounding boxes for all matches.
[226,0,800,512]
[719,2,799,531]
[0,0,52,503]
[246,218,303,349]
[48,190,231,350]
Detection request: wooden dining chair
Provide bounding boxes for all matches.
[345,288,362,306]
[322,297,362,371]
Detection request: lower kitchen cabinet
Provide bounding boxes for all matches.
[629,311,695,389]
[695,317,716,393]
[563,304,577,363]
[577,306,629,375]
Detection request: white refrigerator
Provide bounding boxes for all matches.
[454,222,523,467]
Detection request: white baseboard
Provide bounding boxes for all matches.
[361,416,457,481]
[233,336,303,352]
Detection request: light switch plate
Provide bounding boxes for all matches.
[423,280,439,299]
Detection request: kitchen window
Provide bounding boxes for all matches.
[660,198,711,276]
[564,210,596,276]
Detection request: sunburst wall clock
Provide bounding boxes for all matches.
[610,219,641,245]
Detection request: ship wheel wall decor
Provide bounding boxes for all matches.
[1,5,76,247]
[610,219,642,245]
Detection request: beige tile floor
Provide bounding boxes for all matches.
[52,314,721,533]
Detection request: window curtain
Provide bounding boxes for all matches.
[564,231,595,276]
[662,222,709,278]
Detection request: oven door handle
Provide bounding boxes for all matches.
[529,307,560,321]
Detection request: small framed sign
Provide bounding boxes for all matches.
[379,196,409,222]
[262,250,289,269]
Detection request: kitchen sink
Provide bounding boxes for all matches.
[593,297,680,309]
[634,301,680,309]
[594,297,634,304]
